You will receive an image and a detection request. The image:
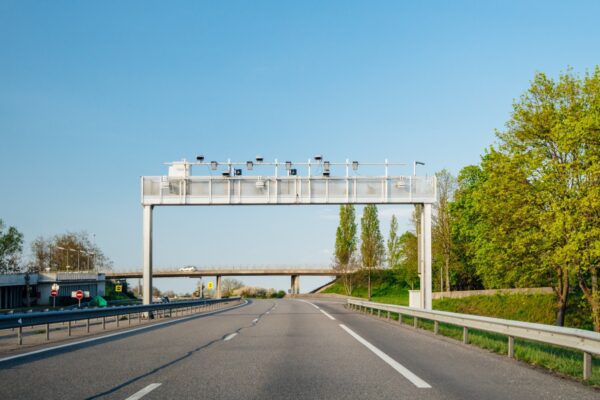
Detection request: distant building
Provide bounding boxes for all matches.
[0,272,105,309]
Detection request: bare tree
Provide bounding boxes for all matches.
[29,232,112,272]
[222,278,244,297]
[433,170,457,292]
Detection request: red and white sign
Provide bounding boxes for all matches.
[51,283,59,291]
[50,289,58,297]
[73,290,84,300]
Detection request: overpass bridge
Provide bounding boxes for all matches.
[106,266,341,297]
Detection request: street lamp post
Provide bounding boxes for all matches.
[413,161,425,176]
[55,246,69,271]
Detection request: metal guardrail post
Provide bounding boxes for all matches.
[17,326,22,345]
[434,321,439,335]
[102,317,106,330]
[68,320,72,336]
[583,352,592,380]
[46,323,50,341]
[508,336,514,358]
[463,327,469,344]
[86,319,90,333]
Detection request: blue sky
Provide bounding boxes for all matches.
[1,1,599,293]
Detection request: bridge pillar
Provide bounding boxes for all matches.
[216,275,222,299]
[418,203,432,310]
[143,205,153,307]
[291,275,300,295]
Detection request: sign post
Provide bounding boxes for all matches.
[50,284,59,308]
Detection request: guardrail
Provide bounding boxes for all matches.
[347,299,600,381]
[0,297,242,345]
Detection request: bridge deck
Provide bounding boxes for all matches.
[107,269,339,279]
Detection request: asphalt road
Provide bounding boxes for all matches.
[0,298,596,399]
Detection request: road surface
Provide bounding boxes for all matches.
[0,298,596,399]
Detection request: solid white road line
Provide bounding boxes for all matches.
[0,300,249,364]
[339,324,432,389]
[224,333,237,341]
[125,383,162,400]
[297,299,334,319]
[297,299,320,309]
[319,309,336,320]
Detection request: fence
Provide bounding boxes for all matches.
[0,297,242,345]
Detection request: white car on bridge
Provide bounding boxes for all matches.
[178,266,197,272]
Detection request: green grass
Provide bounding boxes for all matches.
[433,293,593,330]
[322,270,409,306]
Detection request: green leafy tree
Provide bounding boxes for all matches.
[0,219,24,273]
[334,205,357,295]
[449,166,485,290]
[360,205,385,300]
[470,69,600,329]
[387,215,401,269]
[397,231,419,289]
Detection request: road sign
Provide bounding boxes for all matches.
[115,285,123,293]
[51,283,59,291]
[72,290,87,308]
[50,289,58,297]
[207,281,214,290]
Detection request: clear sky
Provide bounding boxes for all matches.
[1,1,599,294]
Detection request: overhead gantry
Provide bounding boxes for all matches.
[141,157,436,308]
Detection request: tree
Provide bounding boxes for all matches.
[222,278,244,297]
[449,166,485,290]
[387,215,401,269]
[333,205,358,295]
[396,231,419,289]
[360,205,385,300]
[29,232,113,272]
[432,170,457,292]
[0,219,24,273]
[469,69,600,329]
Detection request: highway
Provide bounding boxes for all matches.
[0,298,596,399]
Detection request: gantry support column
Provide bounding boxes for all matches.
[418,203,433,310]
[216,275,222,299]
[143,205,154,307]
[291,275,300,295]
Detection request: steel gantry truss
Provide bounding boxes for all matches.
[141,157,436,308]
